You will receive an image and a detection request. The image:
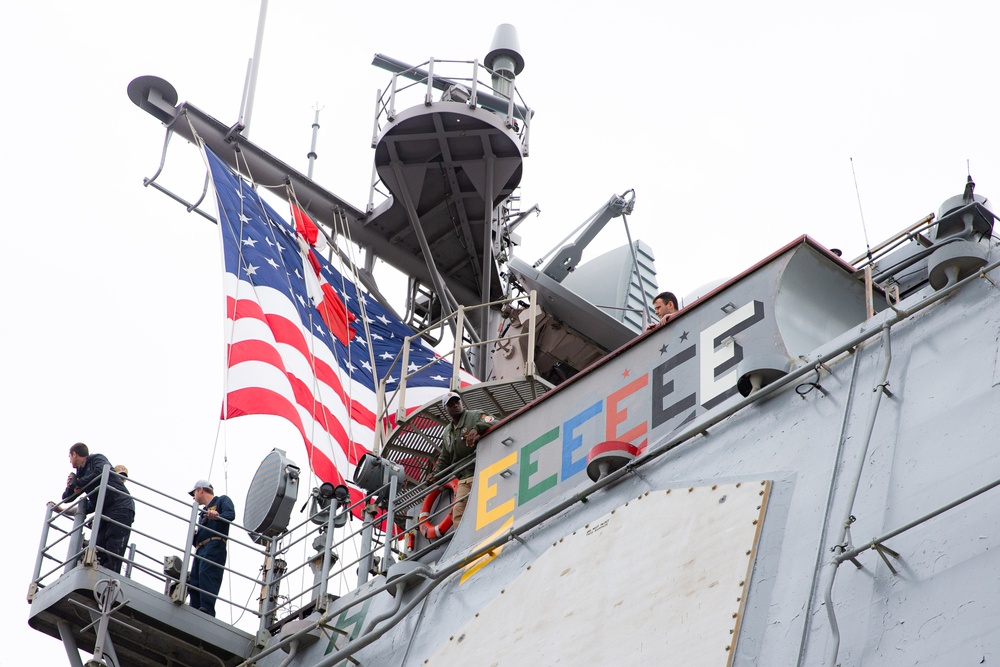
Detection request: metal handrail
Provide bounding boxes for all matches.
[850,213,937,268]
[31,451,478,641]
[368,55,531,215]
[374,291,539,440]
[31,470,279,629]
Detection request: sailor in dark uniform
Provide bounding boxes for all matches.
[62,443,135,574]
[188,479,235,617]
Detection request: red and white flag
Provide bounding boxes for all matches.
[206,147,471,494]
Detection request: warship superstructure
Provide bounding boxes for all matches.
[27,23,1000,667]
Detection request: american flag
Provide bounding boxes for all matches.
[205,147,465,491]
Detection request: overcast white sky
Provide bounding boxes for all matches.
[6,1,1000,663]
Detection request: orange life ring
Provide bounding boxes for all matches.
[419,477,460,539]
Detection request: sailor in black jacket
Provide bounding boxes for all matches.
[62,442,135,573]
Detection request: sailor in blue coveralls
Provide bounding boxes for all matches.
[188,480,235,616]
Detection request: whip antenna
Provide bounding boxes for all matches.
[307,104,323,179]
[850,157,872,262]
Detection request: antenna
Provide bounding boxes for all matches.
[850,157,872,262]
[307,104,323,179]
[963,160,978,204]
[238,0,270,138]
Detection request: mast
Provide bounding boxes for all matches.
[238,0,269,137]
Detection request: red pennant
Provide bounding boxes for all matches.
[318,283,357,346]
[291,202,319,246]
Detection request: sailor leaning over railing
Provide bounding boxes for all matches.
[52,442,134,574]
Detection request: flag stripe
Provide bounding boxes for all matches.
[225,387,345,486]
[228,295,379,430]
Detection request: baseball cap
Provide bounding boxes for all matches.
[441,391,461,408]
[114,465,129,477]
[189,479,213,496]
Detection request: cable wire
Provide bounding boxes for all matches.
[850,157,873,262]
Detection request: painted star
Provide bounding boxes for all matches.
[296,294,306,307]
[239,213,251,224]
[361,360,373,372]
[622,368,631,379]
[314,323,326,336]
[385,375,397,384]
[408,362,419,373]
[431,374,446,381]
[234,189,245,200]
[377,314,391,326]
[370,333,384,341]
[244,263,259,276]
[242,237,257,247]
[680,331,689,341]
[345,362,357,374]
[659,344,669,355]
[266,257,280,270]
[379,351,394,360]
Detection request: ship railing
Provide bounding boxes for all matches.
[31,464,476,641]
[267,489,396,613]
[32,498,87,587]
[849,212,937,270]
[323,457,476,571]
[241,464,486,666]
[237,469,475,634]
[372,56,530,138]
[367,56,532,213]
[30,466,278,632]
[845,212,937,317]
[372,289,540,458]
[848,206,997,316]
[847,208,998,317]
[391,455,478,560]
[32,465,139,584]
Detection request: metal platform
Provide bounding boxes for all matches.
[370,100,524,306]
[28,566,255,667]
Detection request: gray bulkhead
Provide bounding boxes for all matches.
[302,233,1000,665]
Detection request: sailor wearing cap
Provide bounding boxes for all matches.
[429,392,496,530]
[187,480,236,617]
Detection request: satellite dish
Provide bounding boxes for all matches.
[244,449,300,544]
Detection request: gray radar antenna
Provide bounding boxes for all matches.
[244,448,301,543]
